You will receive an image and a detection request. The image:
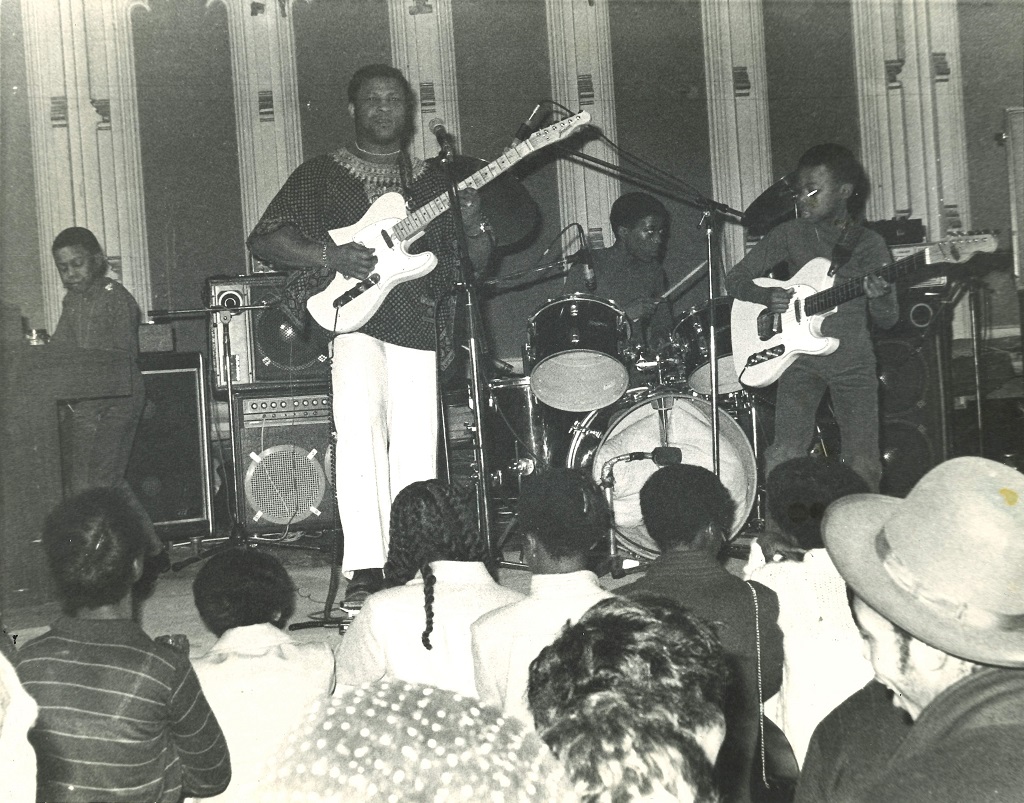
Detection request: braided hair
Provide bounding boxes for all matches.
[382,480,493,650]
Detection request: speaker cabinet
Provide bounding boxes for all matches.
[126,352,214,539]
[232,389,339,534]
[208,274,331,390]
[873,288,953,496]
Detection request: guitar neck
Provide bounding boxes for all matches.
[392,145,530,242]
[805,247,932,316]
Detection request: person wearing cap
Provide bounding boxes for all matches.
[470,468,613,726]
[811,456,1024,802]
[616,464,784,803]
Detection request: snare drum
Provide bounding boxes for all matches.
[567,391,757,558]
[672,297,741,395]
[526,293,632,413]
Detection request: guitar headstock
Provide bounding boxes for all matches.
[520,111,592,152]
[934,230,999,264]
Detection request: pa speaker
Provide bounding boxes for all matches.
[873,290,953,496]
[232,389,339,534]
[126,352,214,539]
[208,274,331,390]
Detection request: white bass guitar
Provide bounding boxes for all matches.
[730,232,998,388]
[306,111,591,334]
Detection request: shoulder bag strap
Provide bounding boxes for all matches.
[746,579,768,786]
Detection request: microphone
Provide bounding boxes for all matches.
[428,118,454,150]
[567,247,596,293]
[510,103,545,147]
[583,259,596,293]
[650,446,683,466]
[599,447,683,486]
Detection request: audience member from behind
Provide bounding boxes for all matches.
[472,468,613,724]
[191,548,335,802]
[16,489,229,802]
[262,680,574,802]
[335,480,523,695]
[800,457,1024,802]
[529,595,729,802]
[617,464,783,803]
[794,678,911,803]
[743,457,873,763]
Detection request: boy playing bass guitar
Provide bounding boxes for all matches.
[726,144,897,557]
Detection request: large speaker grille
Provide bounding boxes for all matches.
[233,390,339,533]
[243,443,331,525]
[209,274,331,389]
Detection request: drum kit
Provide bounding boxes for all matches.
[483,289,764,571]
[459,154,798,572]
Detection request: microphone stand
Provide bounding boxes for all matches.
[598,447,682,578]
[698,204,724,476]
[436,137,494,552]
[150,303,325,573]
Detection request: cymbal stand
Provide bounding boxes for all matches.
[436,138,494,553]
[697,202,737,477]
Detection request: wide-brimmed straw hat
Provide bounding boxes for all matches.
[822,457,1024,667]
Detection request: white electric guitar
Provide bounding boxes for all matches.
[731,232,998,388]
[306,111,591,334]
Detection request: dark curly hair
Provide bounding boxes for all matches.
[52,226,103,255]
[192,548,297,636]
[382,480,494,650]
[528,595,727,734]
[797,143,871,219]
[639,464,736,552]
[609,192,668,234]
[767,456,869,550]
[42,488,149,614]
[517,468,609,559]
[528,595,726,803]
[347,63,414,108]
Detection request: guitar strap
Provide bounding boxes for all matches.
[828,223,864,276]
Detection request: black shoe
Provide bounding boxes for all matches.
[343,568,385,610]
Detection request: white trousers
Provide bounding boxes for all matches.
[331,333,438,572]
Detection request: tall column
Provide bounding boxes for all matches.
[211,0,305,247]
[387,0,459,163]
[21,0,152,330]
[701,0,772,275]
[545,0,620,249]
[852,0,971,237]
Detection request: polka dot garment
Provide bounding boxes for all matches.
[260,680,573,802]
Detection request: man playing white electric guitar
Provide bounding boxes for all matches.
[726,144,898,559]
[248,64,492,608]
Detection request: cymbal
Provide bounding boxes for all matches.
[743,173,796,237]
[427,154,541,250]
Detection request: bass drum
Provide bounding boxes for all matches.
[567,392,757,558]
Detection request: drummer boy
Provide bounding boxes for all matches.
[563,192,672,349]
